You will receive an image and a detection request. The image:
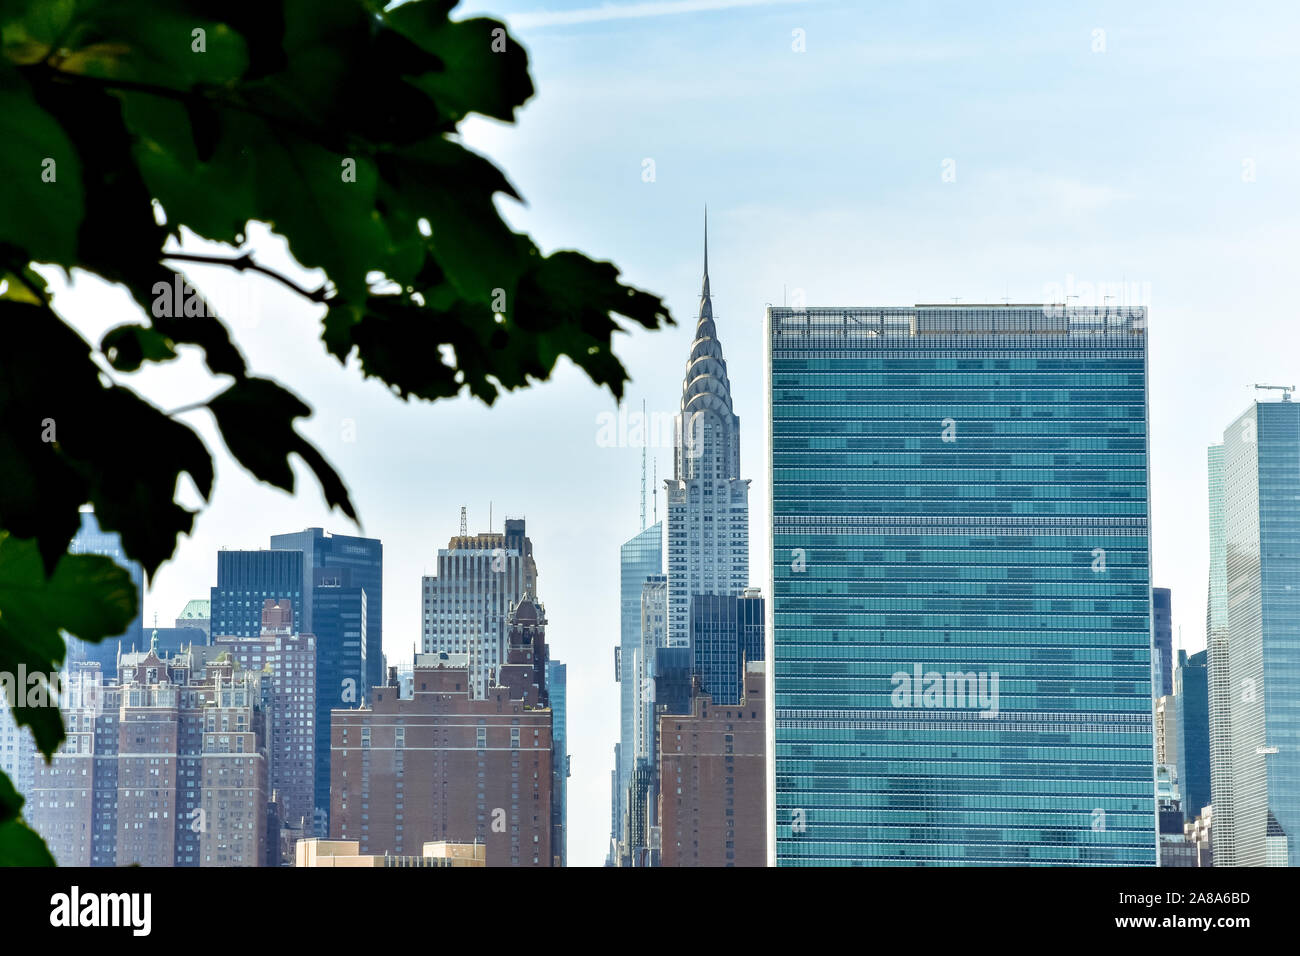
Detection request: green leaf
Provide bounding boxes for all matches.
[0,533,136,756]
[206,377,356,520]
[0,816,56,866]
[52,1,249,88]
[0,67,83,264]
[101,322,178,371]
[387,5,533,123]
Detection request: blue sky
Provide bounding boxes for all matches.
[50,0,1300,866]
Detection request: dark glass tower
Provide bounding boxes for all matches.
[209,549,303,638]
[270,528,383,689]
[310,566,367,834]
[1152,587,1173,699]
[690,590,765,706]
[1174,649,1210,822]
[768,304,1155,866]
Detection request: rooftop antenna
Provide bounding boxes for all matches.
[1254,383,1295,402]
[653,456,658,525]
[459,506,467,538]
[489,501,492,533]
[640,399,647,532]
[950,297,962,304]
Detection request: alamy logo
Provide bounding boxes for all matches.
[891,664,1000,717]
[49,886,151,936]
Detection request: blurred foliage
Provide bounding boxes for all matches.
[0,0,671,864]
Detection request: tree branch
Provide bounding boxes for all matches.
[161,252,331,304]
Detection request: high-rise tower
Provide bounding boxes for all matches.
[665,213,751,644]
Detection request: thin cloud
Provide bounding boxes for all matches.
[511,0,815,29]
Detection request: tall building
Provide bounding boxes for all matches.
[213,600,317,836]
[659,661,766,867]
[1175,649,1211,824]
[768,304,1155,865]
[665,220,750,645]
[421,517,536,698]
[67,510,145,678]
[1206,397,1300,867]
[547,659,569,866]
[270,528,384,690]
[331,637,554,867]
[1152,587,1173,699]
[29,648,268,867]
[1155,695,1177,768]
[613,521,661,851]
[309,567,367,834]
[210,549,304,638]
[690,588,765,706]
[1205,442,1236,863]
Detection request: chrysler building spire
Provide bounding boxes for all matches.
[666,213,751,644]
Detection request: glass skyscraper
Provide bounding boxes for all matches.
[612,521,661,853]
[210,549,304,638]
[1152,587,1173,699]
[768,304,1155,866]
[270,528,383,690]
[547,659,568,866]
[690,590,765,706]
[1207,398,1300,867]
[1174,649,1211,823]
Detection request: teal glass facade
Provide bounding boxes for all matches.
[768,305,1156,866]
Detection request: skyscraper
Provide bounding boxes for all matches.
[421,518,536,698]
[665,217,750,645]
[309,567,367,834]
[1206,396,1300,867]
[1175,649,1211,823]
[690,588,765,706]
[547,659,569,867]
[1152,587,1173,699]
[210,549,304,638]
[67,509,145,678]
[613,521,661,852]
[1205,442,1236,862]
[270,529,384,689]
[768,303,1155,865]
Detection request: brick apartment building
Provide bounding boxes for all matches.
[658,660,766,867]
[332,595,554,866]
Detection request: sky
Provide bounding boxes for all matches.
[45,0,1300,866]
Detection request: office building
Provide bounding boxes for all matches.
[613,521,662,854]
[768,303,1155,865]
[665,221,750,645]
[690,588,765,706]
[1152,587,1173,699]
[421,517,536,698]
[1174,649,1211,824]
[1206,396,1300,867]
[547,659,569,866]
[210,549,304,638]
[270,528,384,690]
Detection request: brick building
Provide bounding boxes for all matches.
[658,660,766,867]
[332,595,553,866]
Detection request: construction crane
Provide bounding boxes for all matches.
[1254,383,1295,402]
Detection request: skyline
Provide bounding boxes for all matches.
[33,0,1300,867]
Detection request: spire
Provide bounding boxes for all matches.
[700,205,712,322]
